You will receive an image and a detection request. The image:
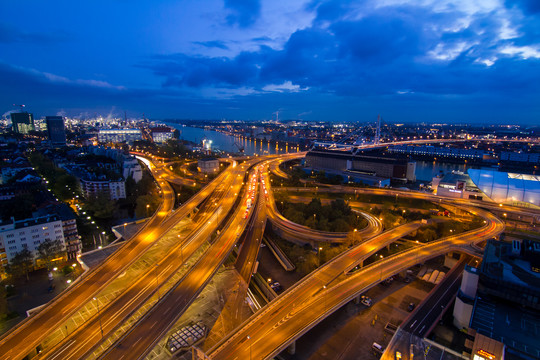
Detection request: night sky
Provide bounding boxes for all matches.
[1,0,539,124]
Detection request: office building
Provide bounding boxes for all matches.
[45,116,67,145]
[304,148,416,182]
[10,112,35,134]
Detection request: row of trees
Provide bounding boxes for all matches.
[9,239,65,281]
[278,197,367,232]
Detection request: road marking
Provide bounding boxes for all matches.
[49,340,76,360]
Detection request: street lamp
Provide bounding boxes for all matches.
[93,297,103,338]
[146,204,150,217]
[353,228,357,244]
[177,235,184,263]
[318,247,323,267]
[322,285,327,313]
[155,264,160,299]
[247,335,252,360]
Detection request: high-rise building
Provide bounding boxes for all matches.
[10,112,35,134]
[45,116,67,145]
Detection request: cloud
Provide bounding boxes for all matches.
[0,22,68,43]
[137,0,540,110]
[224,0,261,27]
[193,40,230,50]
[262,81,308,92]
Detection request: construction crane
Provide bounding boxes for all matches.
[13,104,26,112]
[233,142,245,153]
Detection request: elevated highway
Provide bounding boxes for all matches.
[99,158,269,360]
[0,156,236,360]
[208,206,504,359]
[40,164,240,360]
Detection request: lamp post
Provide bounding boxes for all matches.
[93,297,103,338]
[353,228,357,244]
[322,285,327,314]
[178,235,184,263]
[379,255,384,280]
[146,204,150,217]
[247,335,252,360]
[155,264,160,299]
[318,247,323,267]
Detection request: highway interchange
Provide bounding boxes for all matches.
[1,144,537,360]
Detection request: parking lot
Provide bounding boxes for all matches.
[284,275,435,360]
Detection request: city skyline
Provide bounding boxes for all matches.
[1,0,539,124]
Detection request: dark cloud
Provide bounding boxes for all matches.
[224,0,261,27]
[140,4,540,110]
[505,0,540,14]
[193,40,229,50]
[0,22,68,43]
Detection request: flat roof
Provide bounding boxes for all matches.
[471,296,540,359]
[471,333,505,360]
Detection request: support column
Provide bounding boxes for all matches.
[287,341,296,355]
[354,295,361,305]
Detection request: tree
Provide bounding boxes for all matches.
[10,248,34,281]
[85,192,118,219]
[37,239,65,270]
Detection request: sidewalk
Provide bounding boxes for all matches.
[2,267,79,335]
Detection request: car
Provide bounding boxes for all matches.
[270,282,282,292]
[407,302,416,312]
[361,295,372,307]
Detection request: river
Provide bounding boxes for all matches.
[168,123,476,182]
[166,123,300,156]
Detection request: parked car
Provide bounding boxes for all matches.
[361,295,373,307]
[407,302,416,312]
[270,282,282,292]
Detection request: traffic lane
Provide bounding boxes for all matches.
[100,164,261,359]
[211,243,452,359]
[407,257,469,337]
[0,211,170,360]
[236,186,267,282]
[0,160,233,359]
[209,211,502,359]
[43,177,236,359]
[101,205,250,360]
[45,205,224,360]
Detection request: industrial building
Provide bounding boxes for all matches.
[304,148,416,182]
[468,169,540,208]
[98,129,142,143]
[432,171,484,200]
[453,240,540,359]
[389,144,488,160]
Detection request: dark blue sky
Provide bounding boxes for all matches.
[1,0,539,124]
